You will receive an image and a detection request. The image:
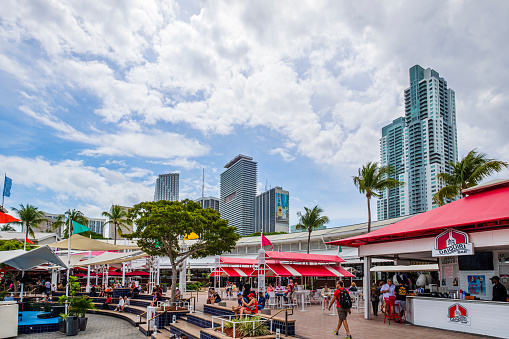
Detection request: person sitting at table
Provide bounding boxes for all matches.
[102,295,112,310]
[321,284,331,310]
[233,293,258,318]
[267,283,274,293]
[349,282,358,292]
[257,291,266,310]
[284,279,294,302]
[275,283,284,295]
[394,282,408,321]
[4,293,14,301]
[113,297,124,311]
[121,296,130,312]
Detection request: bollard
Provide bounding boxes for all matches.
[136,315,140,323]
[153,325,157,335]
[276,328,281,339]
[173,315,176,323]
[189,305,194,314]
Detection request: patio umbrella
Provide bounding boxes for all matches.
[126,270,150,276]
[0,211,20,224]
[74,273,87,278]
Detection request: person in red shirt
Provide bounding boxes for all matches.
[328,280,352,338]
[102,296,112,310]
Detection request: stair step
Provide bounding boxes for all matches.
[169,321,202,338]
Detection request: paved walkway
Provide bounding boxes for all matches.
[18,313,145,339]
[216,298,495,339]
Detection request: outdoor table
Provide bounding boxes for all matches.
[293,290,307,312]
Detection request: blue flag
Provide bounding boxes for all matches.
[72,221,90,234]
[3,176,12,197]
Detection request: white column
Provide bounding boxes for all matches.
[180,259,187,299]
[258,249,266,294]
[363,256,372,320]
[121,262,126,286]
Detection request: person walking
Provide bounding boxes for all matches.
[328,280,352,338]
[370,283,381,316]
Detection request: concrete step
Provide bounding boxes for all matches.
[169,321,201,339]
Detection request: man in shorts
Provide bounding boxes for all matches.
[328,280,352,338]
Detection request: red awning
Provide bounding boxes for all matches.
[220,257,258,265]
[327,185,509,247]
[266,263,354,277]
[264,251,345,263]
[126,270,150,276]
[210,267,257,277]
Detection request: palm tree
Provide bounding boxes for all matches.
[296,206,329,253]
[433,149,508,206]
[52,209,89,238]
[1,224,16,231]
[353,162,403,233]
[102,205,132,245]
[11,204,48,249]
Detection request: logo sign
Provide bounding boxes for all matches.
[447,303,470,325]
[432,229,473,257]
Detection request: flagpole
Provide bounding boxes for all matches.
[2,173,6,208]
[260,229,263,249]
[65,217,72,314]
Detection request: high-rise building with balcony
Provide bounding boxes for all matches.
[154,173,179,201]
[220,155,257,236]
[377,65,458,219]
[377,117,405,220]
[255,187,290,233]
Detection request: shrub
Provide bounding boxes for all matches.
[223,316,269,337]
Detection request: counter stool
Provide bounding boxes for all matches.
[383,297,401,325]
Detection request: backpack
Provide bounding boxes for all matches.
[338,288,352,309]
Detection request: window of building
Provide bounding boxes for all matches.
[225,192,237,203]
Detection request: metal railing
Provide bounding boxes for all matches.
[212,314,271,339]
[147,309,167,334]
[239,308,293,339]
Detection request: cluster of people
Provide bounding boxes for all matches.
[370,278,408,321]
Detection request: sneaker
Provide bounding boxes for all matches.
[333,329,338,335]
[345,336,352,339]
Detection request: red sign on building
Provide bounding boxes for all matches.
[447,303,470,325]
[432,229,474,257]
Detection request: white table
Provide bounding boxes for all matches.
[294,290,308,312]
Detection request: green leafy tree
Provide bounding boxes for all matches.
[52,209,89,238]
[59,276,96,317]
[433,149,508,206]
[0,239,34,251]
[11,204,47,246]
[102,205,132,245]
[353,162,403,233]
[0,224,16,231]
[296,206,330,253]
[125,200,240,302]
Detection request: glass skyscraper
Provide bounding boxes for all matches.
[220,155,257,236]
[154,173,179,201]
[378,65,458,219]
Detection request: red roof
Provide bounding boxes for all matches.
[327,185,509,247]
[126,270,150,276]
[210,267,257,277]
[264,251,345,263]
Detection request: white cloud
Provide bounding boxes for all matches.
[0,155,154,217]
[270,148,295,162]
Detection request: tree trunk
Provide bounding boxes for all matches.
[170,262,178,303]
[307,228,312,254]
[114,222,117,245]
[367,195,372,233]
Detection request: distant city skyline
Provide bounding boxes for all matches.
[1,2,508,230]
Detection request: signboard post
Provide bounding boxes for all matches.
[258,249,266,294]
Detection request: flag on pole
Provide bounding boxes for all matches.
[25,237,34,245]
[261,233,273,250]
[3,176,12,197]
[72,221,90,234]
[338,246,342,254]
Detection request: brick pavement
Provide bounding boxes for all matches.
[18,313,145,339]
[217,298,495,339]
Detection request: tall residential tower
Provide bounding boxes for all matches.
[378,65,458,219]
[154,173,179,201]
[254,187,290,233]
[220,155,257,236]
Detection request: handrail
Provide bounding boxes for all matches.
[239,308,293,339]
[147,309,167,334]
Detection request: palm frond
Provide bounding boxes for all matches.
[433,185,460,206]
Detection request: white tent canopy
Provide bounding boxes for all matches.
[49,234,139,251]
[0,245,67,270]
[74,250,146,267]
[370,264,439,272]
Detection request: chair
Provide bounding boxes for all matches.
[303,290,311,307]
[281,292,297,308]
[383,297,401,325]
[267,292,278,309]
[311,290,321,305]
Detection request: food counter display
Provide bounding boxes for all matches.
[406,296,509,338]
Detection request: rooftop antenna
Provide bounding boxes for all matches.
[265,179,268,191]
[202,168,205,198]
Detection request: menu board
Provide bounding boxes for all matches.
[467,275,486,295]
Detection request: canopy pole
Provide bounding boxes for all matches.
[363,256,372,320]
[122,261,125,287]
[20,269,25,302]
[65,218,72,314]
[95,265,98,286]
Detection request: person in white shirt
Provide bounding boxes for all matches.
[114,297,124,311]
[121,296,130,312]
[380,279,396,299]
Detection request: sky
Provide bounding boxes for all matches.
[1,1,508,230]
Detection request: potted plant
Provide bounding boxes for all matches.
[71,296,97,330]
[58,276,96,334]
